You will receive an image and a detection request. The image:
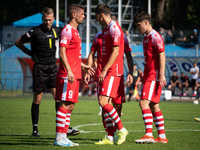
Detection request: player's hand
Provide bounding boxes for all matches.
[81,64,95,76]
[159,74,167,88]
[84,73,90,84]
[98,70,107,83]
[67,70,75,84]
[126,73,133,86]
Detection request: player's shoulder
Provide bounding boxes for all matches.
[31,25,42,33]
[151,30,163,40]
[95,31,102,38]
[60,24,75,37]
[109,20,121,32]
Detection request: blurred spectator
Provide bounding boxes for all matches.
[166,29,173,43]
[159,27,166,42]
[167,71,179,95]
[190,62,199,96]
[125,30,131,43]
[176,30,186,45]
[178,72,190,96]
[190,29,198,45]
[127,64,139,102]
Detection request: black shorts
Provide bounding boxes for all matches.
[33,63,57,92]
[191,79,196,86]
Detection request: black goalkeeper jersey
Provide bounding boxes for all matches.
[21,24,61,65]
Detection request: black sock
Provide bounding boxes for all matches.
[128,93,132,101]
[55,101,61,112]
[31,102,39,132]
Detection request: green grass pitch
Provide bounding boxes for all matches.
[0,92,200,150]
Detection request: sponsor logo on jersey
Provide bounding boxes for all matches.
[60,36,68,45]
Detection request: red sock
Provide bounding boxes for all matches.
[103,103,123,130]
[63,110,72,135]
[142,109,153,137]
[104,112,114,136]
[56,107,68,133]
[153,111,166,139]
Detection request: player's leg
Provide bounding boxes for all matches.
[31,91,43,137]
[150,102,168,143]
[54,77,79,146]
[135,81,156,144]
[31,64,48,137]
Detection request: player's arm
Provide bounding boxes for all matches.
[98,46,119,82]
[81,62,95,76]
[59,46,74,84]
[159,51,167,88]
[84,51,95,84]
[125,52,133,86]
[15,37,32,56]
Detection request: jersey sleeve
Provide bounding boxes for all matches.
[110,24,122,47]
[152,33,165,54]
[59,27,72,48]
[124,35,132,53]
[21,28,35,43]
[91,33,98,52]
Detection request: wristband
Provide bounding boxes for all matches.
[23,48,32,56]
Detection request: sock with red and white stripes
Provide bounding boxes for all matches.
[153,111,166,139]
[104,112,114,138]
[142,109,153,137]
[55,107,68,141]
[62,110,72,139]
[102,103,125,131]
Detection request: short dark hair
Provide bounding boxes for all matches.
[110,14,118,21]
[42,7,54,16]
[67,4,85,17]
[133,11,151,24]
[95,4,111,16]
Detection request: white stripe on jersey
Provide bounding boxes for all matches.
[107,76,114,96]
[148,81,155,100]
[26,33,31,38]
[62,77,68,100]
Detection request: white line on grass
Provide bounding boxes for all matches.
[2,121,199,136]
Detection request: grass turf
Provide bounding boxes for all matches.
[0,92,200,150]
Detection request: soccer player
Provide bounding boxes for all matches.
[85,13,133,144]
[54,4,94,146]
[133,11,168,144]
[87,4,129,145]
[15,7,61,137]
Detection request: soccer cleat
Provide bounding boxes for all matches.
[67,127,80,136]
[63,138,79,146]
[116,129,129,145]
[95,136,113,145]
[179,92,182,96]
[194,118,200,121]
[183,92,188,96]
[154,137,168,143]
[192,93,197,97]
[31,131,41,137]
[135,135,154,144]
[54,139,72,147]
[121,112,124,116]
